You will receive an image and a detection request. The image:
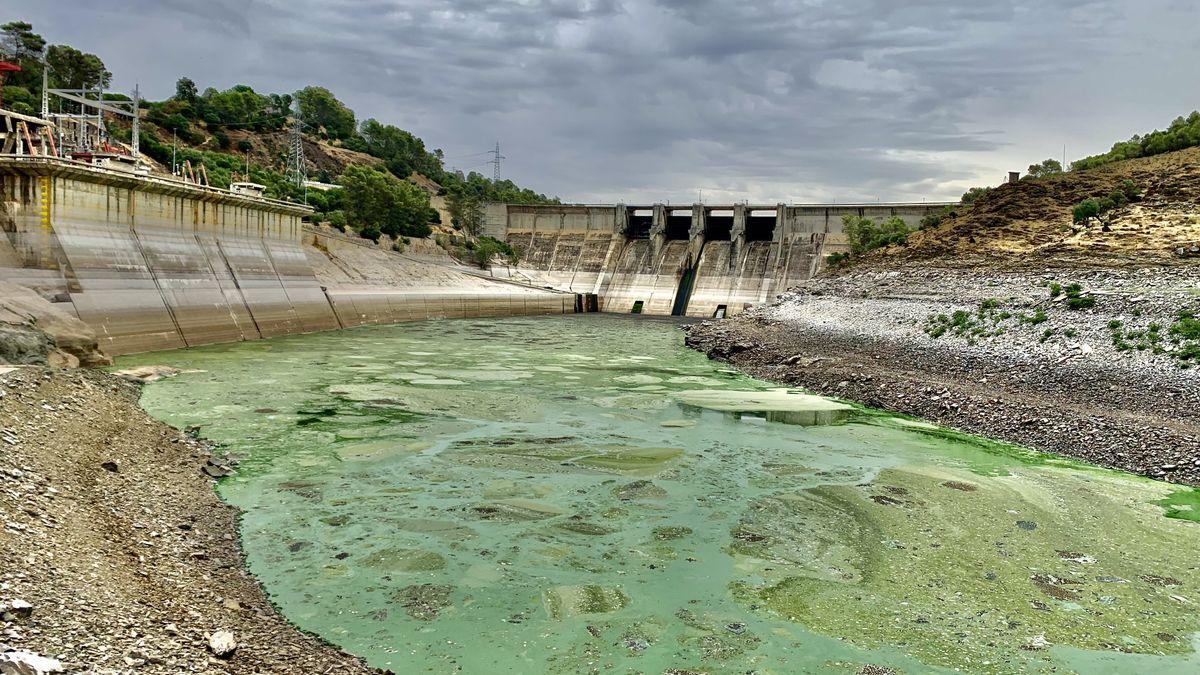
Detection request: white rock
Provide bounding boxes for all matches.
[0,650,64,675]
[207,630,237,658]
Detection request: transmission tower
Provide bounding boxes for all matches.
[286,102,307,190]
[489,142,505,182]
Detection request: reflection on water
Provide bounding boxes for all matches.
[119,315,1200,674]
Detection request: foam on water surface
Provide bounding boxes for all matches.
[119,315,1200,674]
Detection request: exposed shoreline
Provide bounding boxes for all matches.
[0,367,378,674]
[684,266,1200,487]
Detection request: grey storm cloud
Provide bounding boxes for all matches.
[8,0,1200,203]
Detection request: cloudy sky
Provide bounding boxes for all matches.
[8,0,1199,203]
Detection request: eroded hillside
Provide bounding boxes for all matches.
[878,147,1200,268]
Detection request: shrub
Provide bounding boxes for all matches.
[842,215,911,256]
[1048,282,1062,297]
[325,210,347,232]
[1066,296,1095,310]
[1072,199,1102,224]
[1062,283,1095,310]
[236,139,253,153]
[461,236,520,269]
[359,226,381,242]
[961,186,992,205]
[825,251,850,267]
[1020,310,1048,325]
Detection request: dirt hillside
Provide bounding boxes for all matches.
[878,147,1200,268]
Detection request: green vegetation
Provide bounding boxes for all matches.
[824,251,850,267]
[1105,309,1198,364]
[1169,310,1200,365]
[924,300,1012,342]
[1062,283,1095,310]
[1072,111,1200,172]
[842,214,912,256]
[1071,180,1142,224]
[453,236,521,269]
[340,165,435,239]
[918,204,957,230]
[3,20,558,244]
[1,22,111,114]
[296,86,356,141]
[1025,158,1064,178]
[960,186,992,205]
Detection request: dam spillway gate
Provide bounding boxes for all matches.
[483,201,956,317]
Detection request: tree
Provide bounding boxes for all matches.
[174,77,198,104]
[340,165,434,239]
[296,86,356,141]
[45,44,111,90]
[358,118,443,179]
[1026,158,1063,178]
[448,192,485,236]
[960,186,992,205]
[0,22,45,97]
[1,22,45,61]
[842,215,911,255]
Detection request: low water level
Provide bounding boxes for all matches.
[119,316,1200,674]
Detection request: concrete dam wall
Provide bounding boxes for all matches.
[483,200,955,317]
[0,156,573,356]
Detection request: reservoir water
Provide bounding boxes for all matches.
[117,315,1200,674]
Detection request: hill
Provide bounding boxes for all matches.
[887,146,1200,268]
[1,20,556,246]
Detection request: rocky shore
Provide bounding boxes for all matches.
[0,367,378,674]
[685,266,1200,486]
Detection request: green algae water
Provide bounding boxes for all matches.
[117,316,1200,674]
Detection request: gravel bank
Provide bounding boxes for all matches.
[0,367,379,674]
[685,266,1200,486]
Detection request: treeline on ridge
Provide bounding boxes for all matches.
[1,20,557,242]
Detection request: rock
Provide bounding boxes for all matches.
[0,282,110,367]
[112,365,182,384]
[0,650,64,674]
[6,600,31,620]
[207,630,237,658]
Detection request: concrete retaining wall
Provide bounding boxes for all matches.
[1,157,575,356]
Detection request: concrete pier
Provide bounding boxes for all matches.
[484,200,954,317]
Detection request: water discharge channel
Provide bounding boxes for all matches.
[116,316,1200,674]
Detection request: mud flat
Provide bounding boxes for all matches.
[0,367,377,674]
[685,266,1200,485]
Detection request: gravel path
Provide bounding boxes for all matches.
[685,266,1200,486]
[0,367,381,674]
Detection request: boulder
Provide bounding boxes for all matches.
[207,630,237,658]
[0,282,110,367]
[0,650,64,675]
[111,365,182,384]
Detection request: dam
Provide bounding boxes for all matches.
[484,201,954,317]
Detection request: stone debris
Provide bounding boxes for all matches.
[0,368,378,674]
[685,266,1200,486]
